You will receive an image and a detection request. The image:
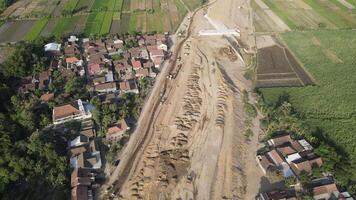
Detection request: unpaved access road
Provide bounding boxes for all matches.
[103,0,264,199]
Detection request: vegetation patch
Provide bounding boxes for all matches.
[84,12,106,36]
[181,0,205,11]
[62,0,80,15]
[259,30,356,193]
[101,11,114,35]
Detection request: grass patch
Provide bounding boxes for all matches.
[181,0,203,11]
[346,0,356,6]
[259,30,356,173]
[101,11,114,35]
[91,0,109,11]
[303,0,356,28]
[128,12,137,32]
[262,0,296,29]
[84,12,105,35]
[24,18,49,41]
[76,0,94,11]
[122,0,131,11]
[64,0,80,12]
[114,0,124,11]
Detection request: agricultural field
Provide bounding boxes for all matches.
[0,20,36,43]
[256,45,314,88]
[52,15,88,37]
[24,18,49,40]
[253,0,356,32]
[0,0,198,42]
[259,30,356,173]
[181,0,204,11]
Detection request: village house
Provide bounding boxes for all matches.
[40,93,54,102]
[149,49,164,59]
[312,183,339,200]
[131,58,142,70]
[106,119,130,141]
[70,135,89,148]
[88,61,106,76]
[70,168,95,190]
[157,40,168,51]
[68,35,79,43]
[18,76,36,93]
[71,185,93,200]
[268,134,292,147]
[256,190,297,200]
[143,60,154,69]
[114,59,132,73]
[119,80,139,94]
[69,140,102,170]
[135,68,149,78]
[66,57,83,68]
[140,48,150,60]
[98,93,117,104]
[44,42,61,56]
[52,99,93,124]
[93,82,118,93]
[152,55,163,68]
[129,47,141,59]
[145,35,157,46]
[80,128,96,139]
[64,44,80,57]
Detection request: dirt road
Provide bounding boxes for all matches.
[104,0,264,199]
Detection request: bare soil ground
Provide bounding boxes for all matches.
[102,0,266,199]
[256,44,315,88]
[0,20,36,43]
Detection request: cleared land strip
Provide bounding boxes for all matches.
[337,0,355,9]
[254,0,290,31]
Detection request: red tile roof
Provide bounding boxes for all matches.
[268,149,285,165]
[53,102,80,121]
[66,57,80,64]
[131,59,142,69]
[40,93,54,102]
[313,183,338,196]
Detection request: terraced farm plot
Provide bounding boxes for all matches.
[260,30,356,179]
[256,45,314,88]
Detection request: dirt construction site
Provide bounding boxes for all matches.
[102,0,265,199]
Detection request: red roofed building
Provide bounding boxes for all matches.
[268,134,292,147]
[40,93,54,102]
[268,149,285,166]
[149,49,164,59]
[53,99,92,124]
[88,63,104,76]
[131,59,142,70]
[313,183,339,200]
[153,56,163,68]
[106,119,130,141]
[66,57,80,64]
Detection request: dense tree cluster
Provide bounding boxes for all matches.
[0,40,70,199]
